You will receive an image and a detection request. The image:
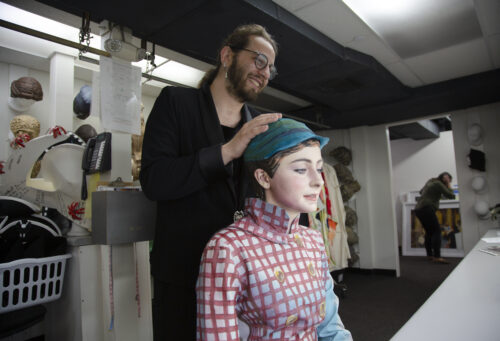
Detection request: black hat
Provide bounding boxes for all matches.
[73,85,92,120]
[467,148,486,172]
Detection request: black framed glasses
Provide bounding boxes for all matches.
[229,46,278,80]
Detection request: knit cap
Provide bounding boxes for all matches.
[244,118,329,162]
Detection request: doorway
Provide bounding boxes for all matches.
[387,115,464,259]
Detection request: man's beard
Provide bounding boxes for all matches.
[226,61,262,103]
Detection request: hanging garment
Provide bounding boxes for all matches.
[309,163,351,271]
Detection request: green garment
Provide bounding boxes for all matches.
[415,178,456,211]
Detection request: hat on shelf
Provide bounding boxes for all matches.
[467,148,486,172]
[471,175,487,193]
[10,77,43,101]
[73,85,92,120]
[8,77,44,113]
[75,124,97,143]
[467,123,483,146]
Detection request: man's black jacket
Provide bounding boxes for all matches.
[140,83,259,287]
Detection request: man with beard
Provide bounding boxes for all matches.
[140,24,281,340]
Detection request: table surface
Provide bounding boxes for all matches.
[391,229,500,341]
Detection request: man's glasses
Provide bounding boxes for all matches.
[229,46,278,80]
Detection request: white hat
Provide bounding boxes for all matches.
[471,175,487,193]
[467,123,483,146]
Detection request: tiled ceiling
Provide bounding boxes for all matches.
[274,0,500,87]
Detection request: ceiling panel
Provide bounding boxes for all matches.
[485,35,500,67]
[404,38,493,84]
[384,61,424,88]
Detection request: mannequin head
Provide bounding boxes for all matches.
[244,118,329,218]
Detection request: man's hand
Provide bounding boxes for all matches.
[221,113,282,165]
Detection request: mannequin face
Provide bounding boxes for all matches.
[255,145,324,220]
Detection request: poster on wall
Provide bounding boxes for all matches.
[402,201,464,257]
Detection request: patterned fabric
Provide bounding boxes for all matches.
[196,198,352,341]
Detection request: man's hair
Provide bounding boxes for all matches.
[438,172,452,184]
[246,139,319,200]
[199,24,278,87]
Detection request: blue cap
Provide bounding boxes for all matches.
[244,118,329,162]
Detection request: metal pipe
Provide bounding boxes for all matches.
[0,18,111,57]
[78,55,189,88]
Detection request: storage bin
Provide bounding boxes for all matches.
[0,254,71,313]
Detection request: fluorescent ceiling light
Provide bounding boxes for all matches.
[342,0,419,22]
[0,2,101,50]
[1,1,206,88]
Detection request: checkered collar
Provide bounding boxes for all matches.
[234,198,300,244]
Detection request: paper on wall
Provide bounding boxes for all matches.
[99,57,141,134]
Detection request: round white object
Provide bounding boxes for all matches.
[474,200,490,217]
[467,123,483,146]
[471,176,486,192]
[8,97,35,112]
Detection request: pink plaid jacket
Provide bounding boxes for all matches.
[196,198,351,340]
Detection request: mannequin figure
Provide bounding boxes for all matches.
[196,118,352,340]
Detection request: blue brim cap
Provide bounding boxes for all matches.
[244,118,329,162]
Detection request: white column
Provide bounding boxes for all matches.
[49,52,74,129]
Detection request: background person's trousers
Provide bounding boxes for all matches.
[415,205,442,258]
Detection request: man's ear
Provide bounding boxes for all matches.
[254,169,271,189]
[220,45,233,67]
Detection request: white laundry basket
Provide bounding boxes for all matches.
[0,254,71,313]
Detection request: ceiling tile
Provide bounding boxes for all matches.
[345,0,483,59]
[272,0,323,12]
[383,61,424,88]
[484,34,500,67]
[474,0,500,36]
[346,36,400,65]
[404,38,492,84]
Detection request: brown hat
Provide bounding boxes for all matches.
[10,77,43,101]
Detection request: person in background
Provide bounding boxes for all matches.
[196,118,352,341]
[140,24,281,340]
[415,172,456,264]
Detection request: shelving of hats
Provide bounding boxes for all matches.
[466,123,492,219]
